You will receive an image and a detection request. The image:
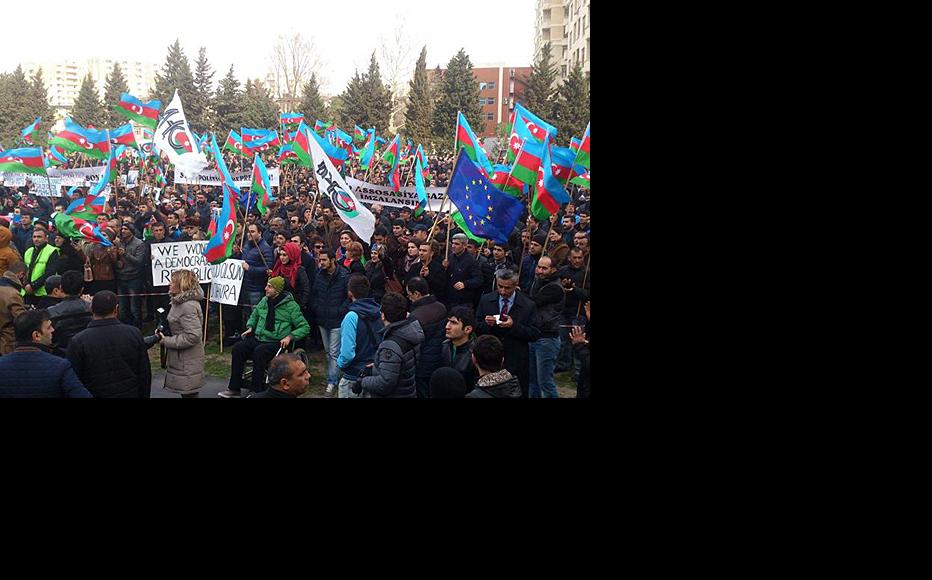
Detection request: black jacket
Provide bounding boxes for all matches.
[445,251,483,307]
[557,264,590,319]
[365,262,387,303]
[440,336,477,394]
[466,374,522,398]
[310,266,350,329]
[529,274,566,338]
[283,266,311,310]
[47,296,93,351]
[359,317,425,398]
[67,318,152,398]
[55,241,86,277]
[410,295,448,383]
[420,256,448,301]
[474,291,540,397]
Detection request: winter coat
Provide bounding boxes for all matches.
[337,298,383,380]
[115,235,146,280]
[54,240,85,277]
[12,224,33,255]
[281,266,311,310]
[359,317,425,398]
[440,336,477,394]
[246,291,311,343]
[445,251,483,307]
[474,290,540,396]
[67,318,152,398]
[365,262,387,303]
[0,272,27,355]
[557,264,590,319]
[410,295,448,381]
[310,266,350,329]
[0,225,22,275]
[161,286,206,395]
[465,369,522,398]
[85,242,118,282]
[529,274,566,338]
[241,239,275,292]
[0,343,91,398]
[420,256,448,301]
[47,296,92,351]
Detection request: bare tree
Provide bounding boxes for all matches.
[378,23,415,132]
[268,32,324,112]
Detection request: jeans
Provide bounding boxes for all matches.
[529,337,561,398]
[229,336,281,393]
[557,316,584,378]
[319,326,342,386]
[338,376,362,398]
[118,278,145,327]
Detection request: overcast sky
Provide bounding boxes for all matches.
[1,0,536,96]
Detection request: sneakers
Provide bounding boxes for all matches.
[218,389,242,398]
[325,384,334,395]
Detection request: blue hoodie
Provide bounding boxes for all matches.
[337,298,383,380]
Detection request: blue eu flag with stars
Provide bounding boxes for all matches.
[446,149,524,244]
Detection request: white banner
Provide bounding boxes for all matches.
[30,176,64,197]
[127,170,139,186]
[345,178,448,211]
[150,241,212,287]
[153,90,209,175]
[53,166,107,187]
[0,172,27,186]
[308,134,375,243]
[175,167,280,188]
[208,259,245,306]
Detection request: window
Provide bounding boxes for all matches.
[487,97,495,105]
[488,81,495,90]
[487,112,494,120]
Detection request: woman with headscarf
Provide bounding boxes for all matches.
[270,242,310,314]
[397,240,421,293]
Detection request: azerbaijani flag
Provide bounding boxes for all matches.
[110,123,139,150]
[575,121,590,169]
[310,129,348,167]
[209,133,238,189]
[507,103,558,163]
[277,143,300,165]
[415,145,430,182]
[20,117,41,144]
[382,134,400,168]
[46,145,68,168]
[50,118,111,159]
[510,138,543,187]
[489,164,523,198]
[202,179,238,264]
[332,128,353,147]
[241,128,276,143]
[354,125,367,143]
[550,145,579,184]
[291,122,313,167]
[251,153,275,215]
[224,130,251,158]
[0,147,47,176]
[413,156,429,217]
[359,129,376,170]
[570,170,589,189]
[314,119,332,135]
[114,92,161,130]
[280,112,304,129]
[64,192,106,222]
[245,133,280,153]
[455,112,494,176]
[570,136,582,152]
[54,212,111,246]
[530,134,571,221]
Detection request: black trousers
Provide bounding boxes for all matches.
[229,336,280,392]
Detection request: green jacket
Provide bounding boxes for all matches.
[247,292,310,343]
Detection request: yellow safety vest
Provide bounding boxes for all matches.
[22,244,59,298]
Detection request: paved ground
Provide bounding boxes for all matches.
[150,372,328,398]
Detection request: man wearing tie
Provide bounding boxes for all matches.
[474,269,540,397]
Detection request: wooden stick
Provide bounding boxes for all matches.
[575,248,590,319]
[203,281,211,343]
[219,303,223,354]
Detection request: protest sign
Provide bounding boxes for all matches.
[208,259,245,306]
[175,168,279,187]
[345,178,448,211]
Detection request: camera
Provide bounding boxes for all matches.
[155,307,172,337]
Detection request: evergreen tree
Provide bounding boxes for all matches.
[362,52,392,133]
[152,39,195,109]
[28,68,55,146]
[552,62,589,146]
[522,42,558,124]
[432,49,483,143]
[213,65,244,134]
[0,66,34,146]
[298,73,327,126]
[72,73,103,128]
[103,62,129,128]
[241,80,279,129]
[190,47,215,133]
[338,70,365,129]
[404,46,432,145]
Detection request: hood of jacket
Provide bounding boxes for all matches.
[172,284,205,306]
[0,225,11,248]
[382,316,425,346]
[349,297,382,322]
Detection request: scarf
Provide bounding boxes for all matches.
[271,242,301,290]
[265,291,286,333]
[404,255,420,273]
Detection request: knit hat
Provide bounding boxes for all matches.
[531,233,547,246]
[268,276,285,293]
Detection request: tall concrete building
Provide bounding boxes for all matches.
[430,65,532,137]
[535,0,589,85]
[22,58,158,127]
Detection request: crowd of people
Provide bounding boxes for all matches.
[0,146,590,398]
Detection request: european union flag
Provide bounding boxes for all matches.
[447,149,524,244]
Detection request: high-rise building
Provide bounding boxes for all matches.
[22,58,158,127]
[430,65,532,137]
[534,0,589,86]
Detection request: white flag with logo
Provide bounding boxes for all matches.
[307,129,375,243]
[153,90,208,175]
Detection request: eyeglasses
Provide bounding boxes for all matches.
[314,244,324,249]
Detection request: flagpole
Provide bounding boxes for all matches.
[575,249,590,320]
[219,303,223,354]
[203,281,211,343]
[426,149,462,244]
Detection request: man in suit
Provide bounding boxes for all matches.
[474,268,540,397]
